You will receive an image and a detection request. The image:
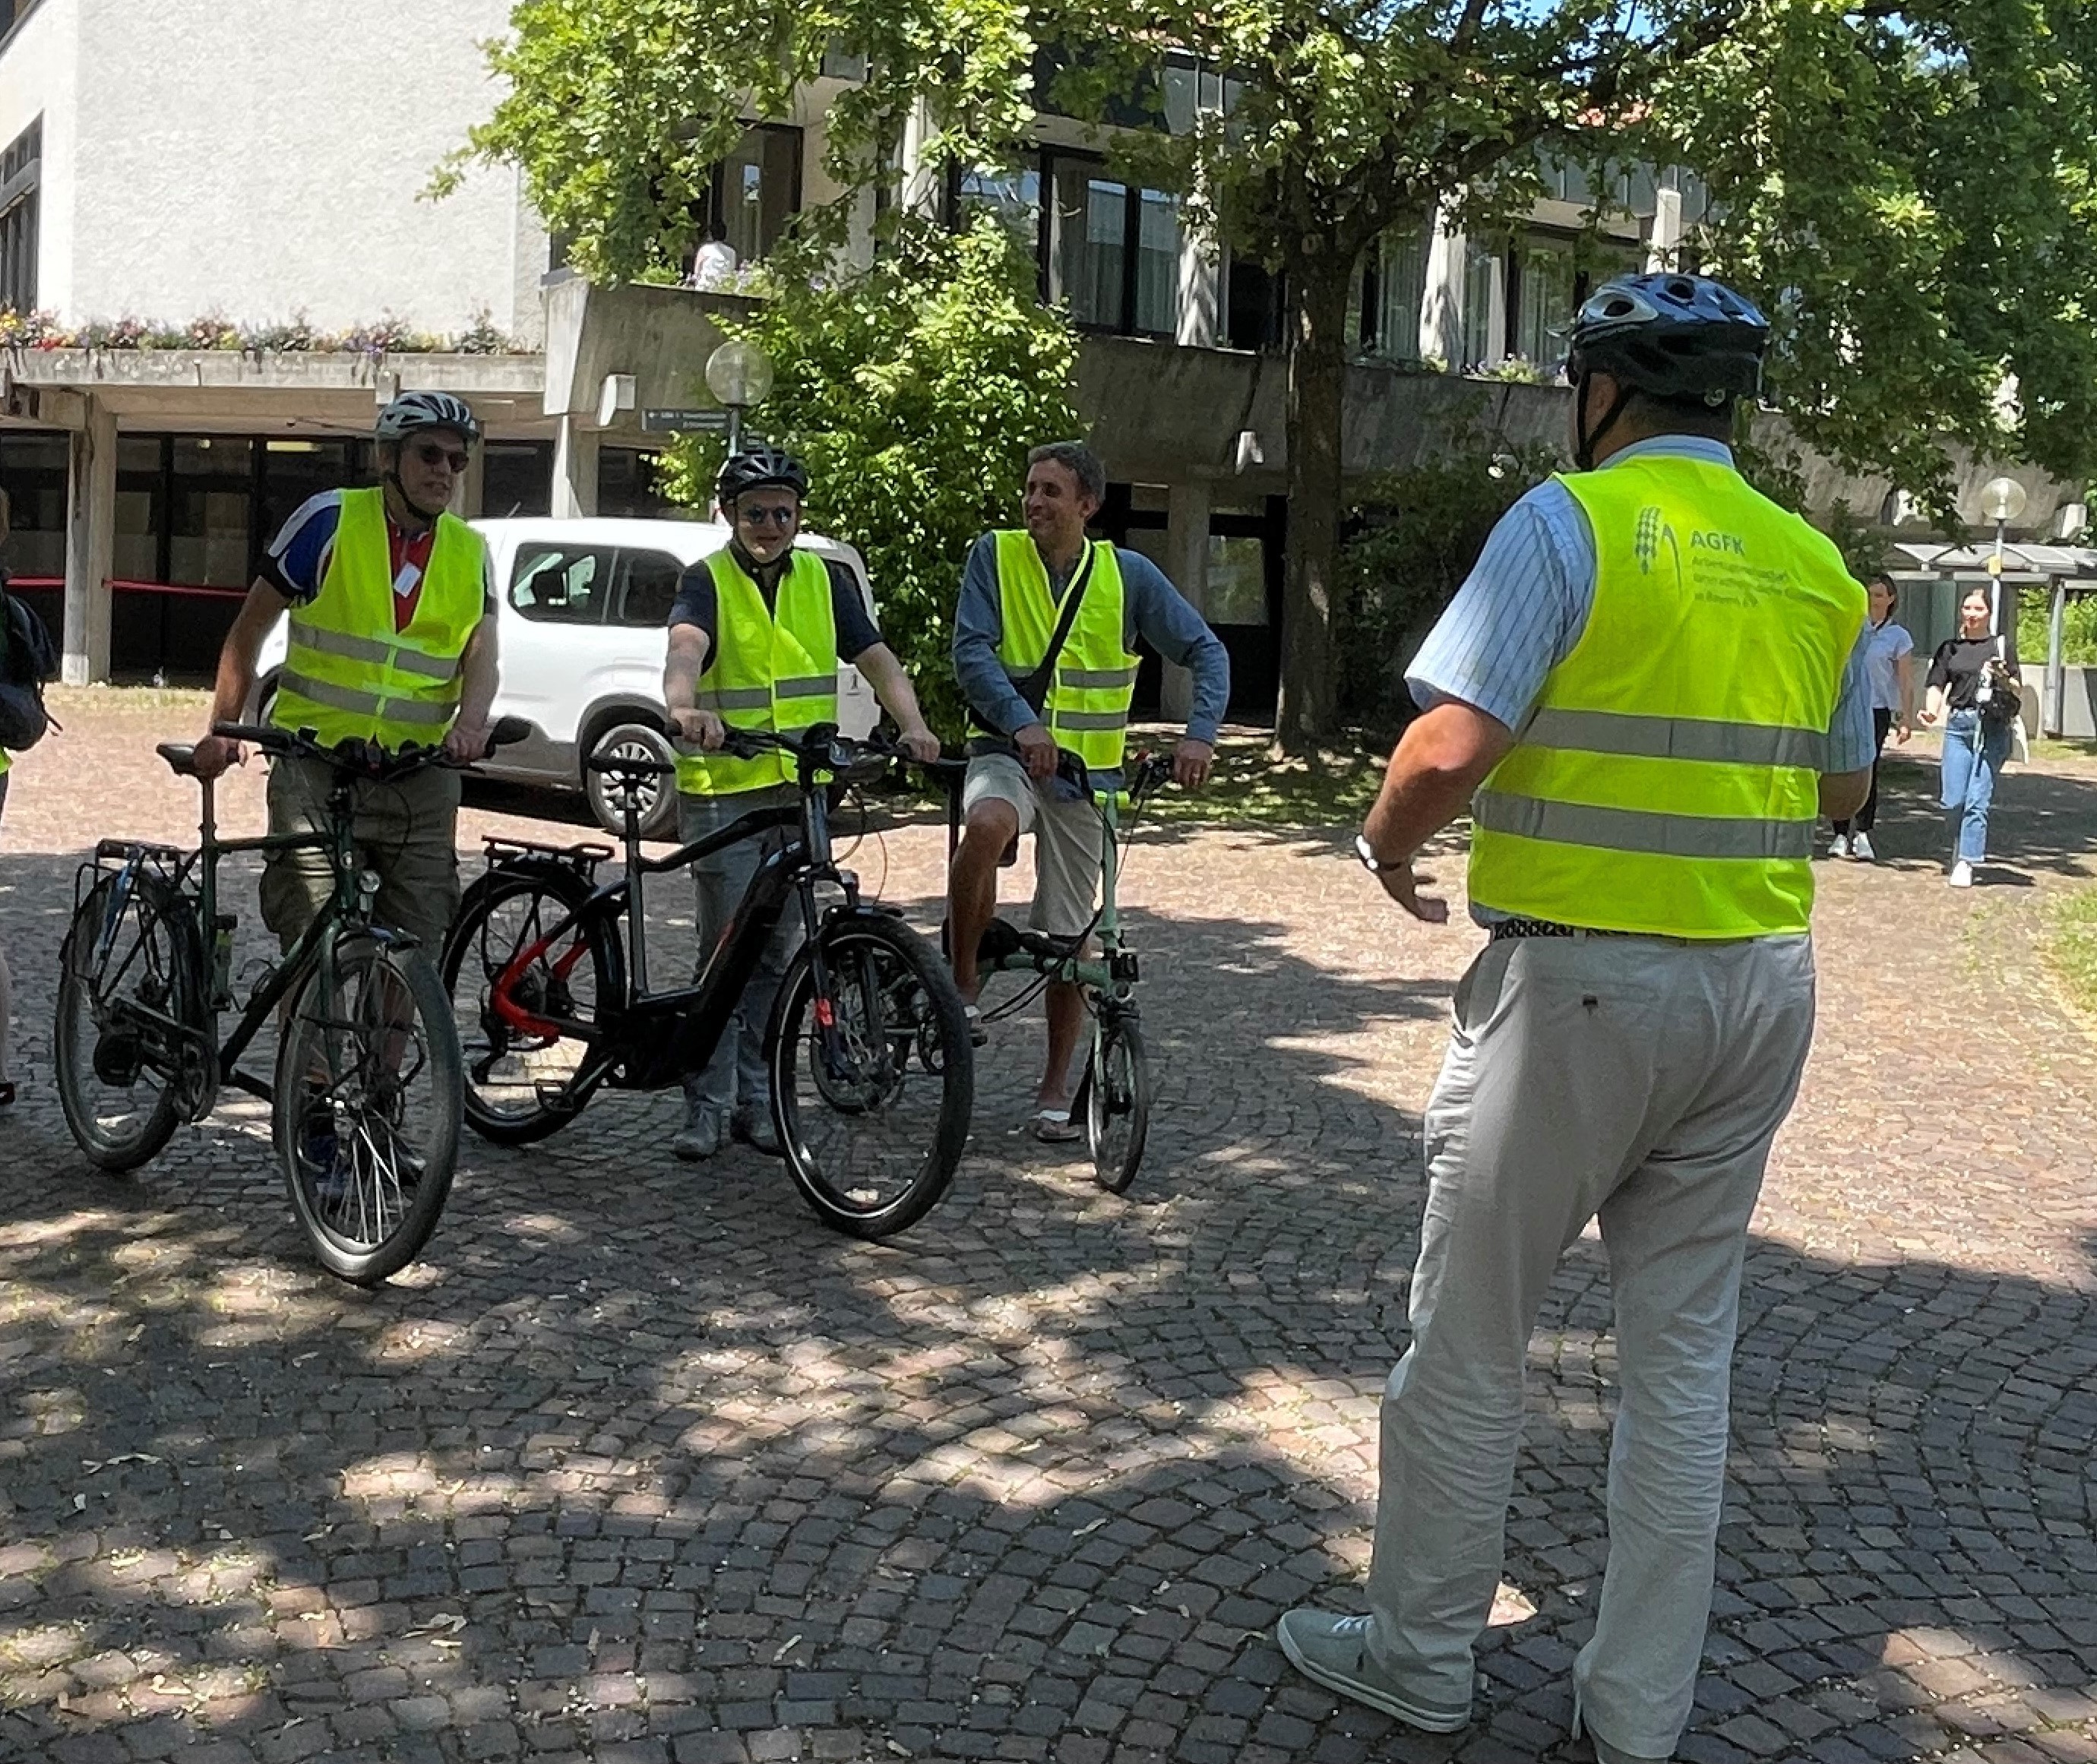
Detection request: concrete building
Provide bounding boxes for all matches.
[0,0,2069,719]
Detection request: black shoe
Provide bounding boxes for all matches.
[730,1109,782,1157]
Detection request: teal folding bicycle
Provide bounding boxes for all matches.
[947,749,1174,1193]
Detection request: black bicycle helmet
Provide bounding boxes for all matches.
[715,445,808,505]
[1566,273,1770,404]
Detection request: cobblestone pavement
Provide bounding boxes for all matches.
[0,694,2092,1764]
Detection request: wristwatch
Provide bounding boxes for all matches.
[1354,833,1387,874]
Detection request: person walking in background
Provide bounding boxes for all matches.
[688,220,740,291]
[1918,587,2020,887]
[1830,571,1914,861]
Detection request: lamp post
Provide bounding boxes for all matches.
[704,340,774,455]
[1978,475,2028,629]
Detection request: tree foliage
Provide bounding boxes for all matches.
[659,220,1082,741]
[461,0,2097,746]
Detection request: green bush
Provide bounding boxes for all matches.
[659,217,1083,741]
[1336,434,1559,727]
[2018,593,2097,668]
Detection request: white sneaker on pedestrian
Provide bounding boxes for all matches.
[1850,832,1875,861]
[1828,833,1851,859]
[1949,859,1974,889]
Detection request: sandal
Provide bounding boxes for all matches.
[963,1004,988,1048]
[1033,1106,1081,1144]
[0,1081,15,1112]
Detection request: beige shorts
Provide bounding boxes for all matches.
[259,753,463,955]
[962,751,1103,939]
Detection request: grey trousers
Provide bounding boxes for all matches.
[679,786,802,1122]
[1365,930,1817,1760]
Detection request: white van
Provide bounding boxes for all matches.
[255,516,880,837]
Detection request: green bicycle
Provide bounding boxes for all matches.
[948,749,1174,1193]
[53,717,524,1284]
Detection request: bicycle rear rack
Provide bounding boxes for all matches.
[74,840,187,914]
[478,835,612,877]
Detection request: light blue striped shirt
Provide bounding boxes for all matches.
[1407,436,1875,772]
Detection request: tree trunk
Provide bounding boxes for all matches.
[1274,253,1352,753]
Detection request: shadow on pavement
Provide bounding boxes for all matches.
[1,847,2094,1763]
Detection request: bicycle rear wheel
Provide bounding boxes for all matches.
[770,913,973,1239]
[441,865,620,1146]
[54,871,206,1171]
[1077,1012,1150,1194]
[274,935,461,1285]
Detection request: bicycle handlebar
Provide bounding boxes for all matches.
[212,715,531,776]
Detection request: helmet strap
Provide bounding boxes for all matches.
[382,468,445,530]
[1574,374,1637,472]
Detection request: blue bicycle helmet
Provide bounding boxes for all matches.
[1566,273,1770,404]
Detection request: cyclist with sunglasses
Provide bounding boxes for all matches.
[661,445,941,1162]
[189,391,499,960]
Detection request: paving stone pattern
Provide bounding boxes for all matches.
[0,700,2092,1764]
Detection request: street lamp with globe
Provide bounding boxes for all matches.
[705,340,774,457]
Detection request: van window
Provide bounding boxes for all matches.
[613,549,686,628]
[511,546,615,623]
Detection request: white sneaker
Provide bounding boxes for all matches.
[1828,833,1851,859]
[1949,860,1974,888]
[1851,832,1875,861]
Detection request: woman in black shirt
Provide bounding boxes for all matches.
[1918,588,2019,887]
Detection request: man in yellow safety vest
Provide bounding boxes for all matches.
[192,390,499,958]
[948,441,1229,1140]
[1273,276,1874,1764]
[663,445,941,1162]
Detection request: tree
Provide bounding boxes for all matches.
[659,220,1083,741]
[460,0,2097,749]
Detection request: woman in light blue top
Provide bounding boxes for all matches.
[1830,571,1914,861]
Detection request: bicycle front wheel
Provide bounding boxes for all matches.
[274,935,463,1285]
[1078,1012,1150,1194]
[770,913,974,1239]
[54,871,205,1171]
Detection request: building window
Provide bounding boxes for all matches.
[1460,239,1501,370]
[1510,236,1578,369]
[1223,249,1286,352]
[484,441,554,519]
[1047,155,1181,338]
[954,160,1045,267]
[1360,229,1428,360]
[707,125,802,270]
[0,117,40,315]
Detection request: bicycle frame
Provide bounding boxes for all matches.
[81,766,393,1113]
[481,757,866,1099]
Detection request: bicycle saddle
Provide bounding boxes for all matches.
[156,742,203,778]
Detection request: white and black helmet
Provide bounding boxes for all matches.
[375,390,481,447]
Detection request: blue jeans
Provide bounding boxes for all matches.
[1939,710,2011,864]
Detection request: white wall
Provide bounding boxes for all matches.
[65,0,549,339]
[0,0,81,315]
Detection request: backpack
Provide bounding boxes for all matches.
[0,576,60,752]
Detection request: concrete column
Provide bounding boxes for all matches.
[551,414,599,520]
[1419,205,1466,367]
[1177,237,1218,348]
[62,398,117,686]
[1646,186,1684,272]
[897,98,943,219]
[1159,481,1212,724]
[458,440,487,518]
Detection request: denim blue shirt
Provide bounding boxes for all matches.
[953,533,1232,792]
[1407,436,1874,771]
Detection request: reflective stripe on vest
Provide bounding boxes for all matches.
[677,549,840,798]
[270,488,485,752]
[1466,455,1865,938]
[991,532,1138,773]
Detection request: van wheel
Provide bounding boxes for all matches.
[584,722,680,840]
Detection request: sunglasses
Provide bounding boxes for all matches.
[737,503,800,527]
[411,441,472,473]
